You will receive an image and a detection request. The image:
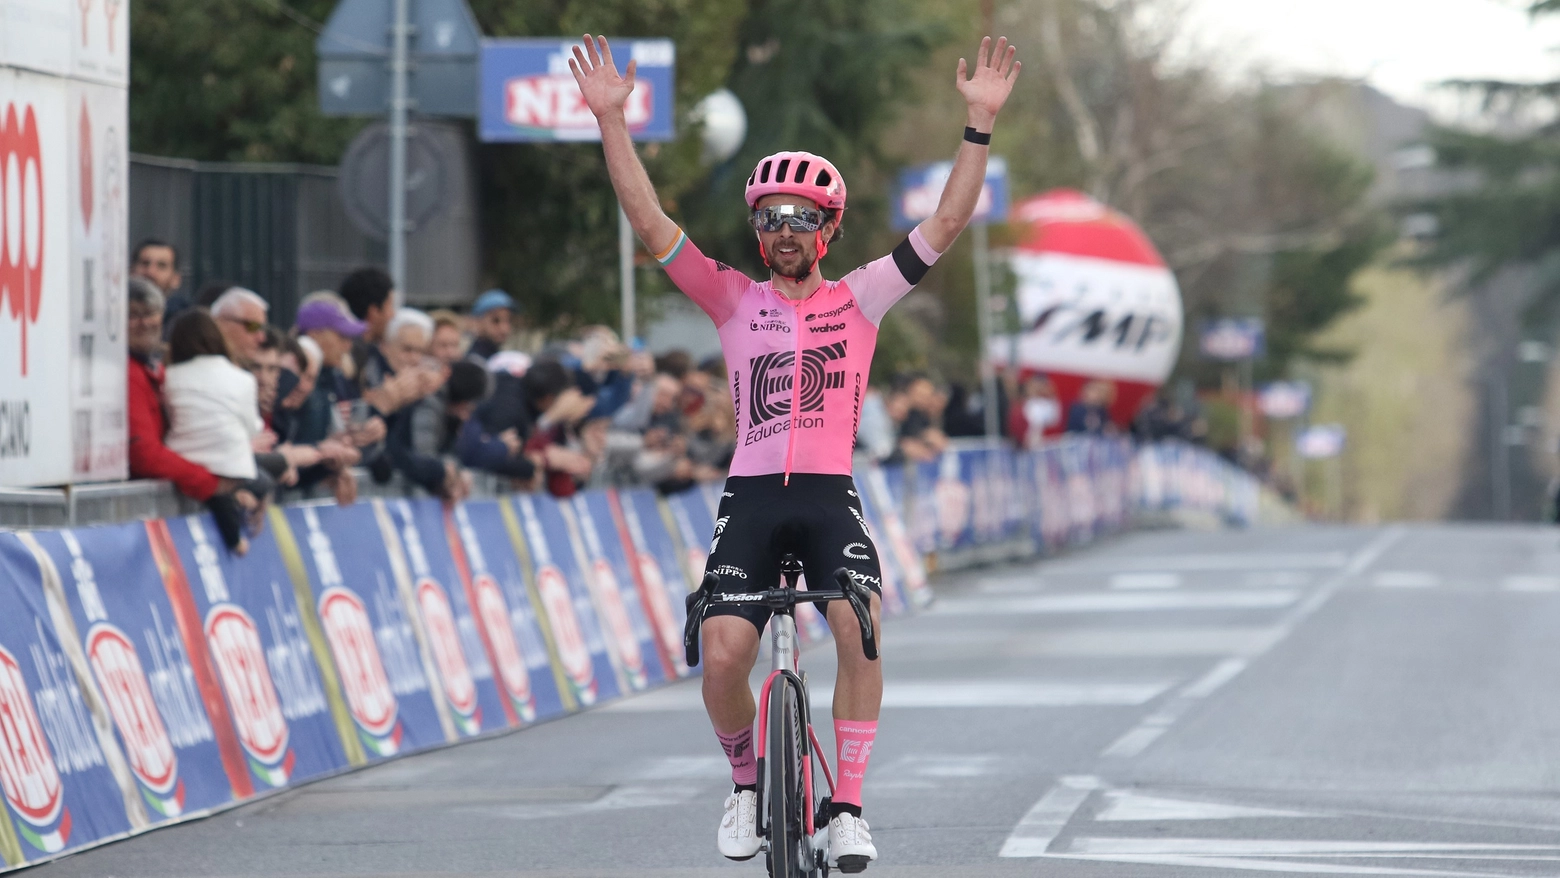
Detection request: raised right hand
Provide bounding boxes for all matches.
[569,34,637,119]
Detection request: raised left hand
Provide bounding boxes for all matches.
[957,36,1021,127]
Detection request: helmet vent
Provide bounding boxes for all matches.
[816,169,833,189]
[759,161,772,184]
[794,160,811,184]
[775,158,791,184]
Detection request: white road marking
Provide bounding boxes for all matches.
[631,756,731,781]
[604,679,1177,712]
[490,783,703,820]
[1046,850,1534,876]
[1095,791,1314,822]
[1502,575,1560,592]
[1101,712,1176,758]
[1067,838,1560,856]
[884,754,1002,778]
[890,626,1282,658]
[1110,572,1183,590]
[1373,571,1440,589]
[935,590,1301,615]
[1244,571,1314,587]
[1180,658,1250,698]
[1044,552,1350,574]
[998,775,1100,857]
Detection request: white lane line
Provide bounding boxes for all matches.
[1373,571,1440,589]
[1044,552,1351,574]
[891,626,1282,659]
[1095,791,1314,822]
[1046,851,1527,877]
[998,775,1101,857]
[1067,837,1560,856]
[935,590,1300,615]
[603,679,1177,712]
[1098,526,1407,761]
[631,756,731,781]
[1502,575,1560,592]
[1110,572,1183,590]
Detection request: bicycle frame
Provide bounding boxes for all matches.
[753,610,836,841]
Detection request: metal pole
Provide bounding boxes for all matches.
[973,222,1000,440]
[387,0,410,304]
[619,204,635,343]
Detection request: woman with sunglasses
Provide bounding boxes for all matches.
[572,33,1020,872]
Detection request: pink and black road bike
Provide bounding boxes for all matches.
[684,556,879,878]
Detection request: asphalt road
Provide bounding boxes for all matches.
[36,523,1560,878]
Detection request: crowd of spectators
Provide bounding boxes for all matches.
[123,238,1211,555]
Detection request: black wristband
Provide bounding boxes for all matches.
[963,126,992,145]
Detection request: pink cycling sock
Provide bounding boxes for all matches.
[832,719,878,808]
[717,726,757,787]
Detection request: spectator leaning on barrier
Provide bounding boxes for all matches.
[429,309,465,366]
[1010,372,1060,449]
[379,308,467,503]
[162,309,269,555]
[467,289,517,363]
[126,278,224,503]
[210,287,269,369]
[897,374,950,463]
[1066,379,1115,436]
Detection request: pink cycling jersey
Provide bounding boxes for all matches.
[655,226,942,480]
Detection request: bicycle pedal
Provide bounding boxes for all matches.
[835,854,870,873]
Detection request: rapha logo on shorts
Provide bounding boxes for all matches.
[806,300,855,322]
[844,542,871,560]
[748,342,847,427]
[713,564,748,580]
[845,570,881,590]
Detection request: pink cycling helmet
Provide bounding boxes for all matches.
[744,151,847,212]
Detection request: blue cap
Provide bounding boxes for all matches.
[471,289,516,317]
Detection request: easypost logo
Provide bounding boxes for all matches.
[317,587,402,756]
[0,644,70,852]
[415,578,481,735]
[589,560,646,690]
[535,565,596,705]
[85,623,184,817]
[503,75,653,134]
[473,574,536,723]
[635,555,688,676]
[205,605,294,787]
[1,103,46,376]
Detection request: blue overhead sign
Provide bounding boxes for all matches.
[1198,318,1266,361]
[891,157,1008,231]
[479,38,676,143]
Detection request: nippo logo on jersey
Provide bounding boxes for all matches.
[535,565,595,705]
[472,574,535,723]
[0,643,71,852]
[589,560,646,689]
[85,623,184,816]
[635,555,686,675]
[317,587,402,756]
[415,578,480,735]
[204,604,294,787]
[504,75,653,133]
[1,102,46,376]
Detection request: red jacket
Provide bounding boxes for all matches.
[128,355,221,501]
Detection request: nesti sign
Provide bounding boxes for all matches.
[478,38,675,143]
[0,1,129,486]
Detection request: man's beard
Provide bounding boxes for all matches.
[767,239,815,280]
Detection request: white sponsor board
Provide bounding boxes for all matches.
[1,1,128,486]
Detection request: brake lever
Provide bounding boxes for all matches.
[684,573,718,668]
[833,568,878,661]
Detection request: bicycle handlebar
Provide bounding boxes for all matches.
[683,566,879,668]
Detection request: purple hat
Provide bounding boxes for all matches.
[295,299,366,337]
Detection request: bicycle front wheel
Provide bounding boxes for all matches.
[766,675,808,878]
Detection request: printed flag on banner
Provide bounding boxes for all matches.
[386,500,511,735]
[450,502,568,724]
[851,479,909,616]
[933,452,974,552]
[512,494,624,706]
[857,466,931,608]
[909,460,939,556]
[0,535,135,865]
[663,488,715,592]
[19,525,234,822]
[615,488,692,677]
[280,503,450,758]
[158,516,348,789]
[566,493,666,690]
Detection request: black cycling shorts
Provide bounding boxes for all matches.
[703,473,883,634]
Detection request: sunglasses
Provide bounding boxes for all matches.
[749,204,827,233]
[221,315,267,334]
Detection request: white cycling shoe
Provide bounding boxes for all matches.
[718,790,760,861]
[828,812,878,873]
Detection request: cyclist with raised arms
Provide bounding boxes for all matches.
[571,33,1020,871]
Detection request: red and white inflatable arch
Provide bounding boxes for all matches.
[998,189,1182,432]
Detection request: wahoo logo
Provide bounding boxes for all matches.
[843,543,871,560]
[416,579,481,735]
[0,644,70,852]
[318,587,402,756]
[748,342,848,426]
[205,605,294,787]
[474,574,536,722]
[590,560,647,690]
[86,623,184,816]
[536,565,596,705]
[808,322,845,334]
[806,300,855,321]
